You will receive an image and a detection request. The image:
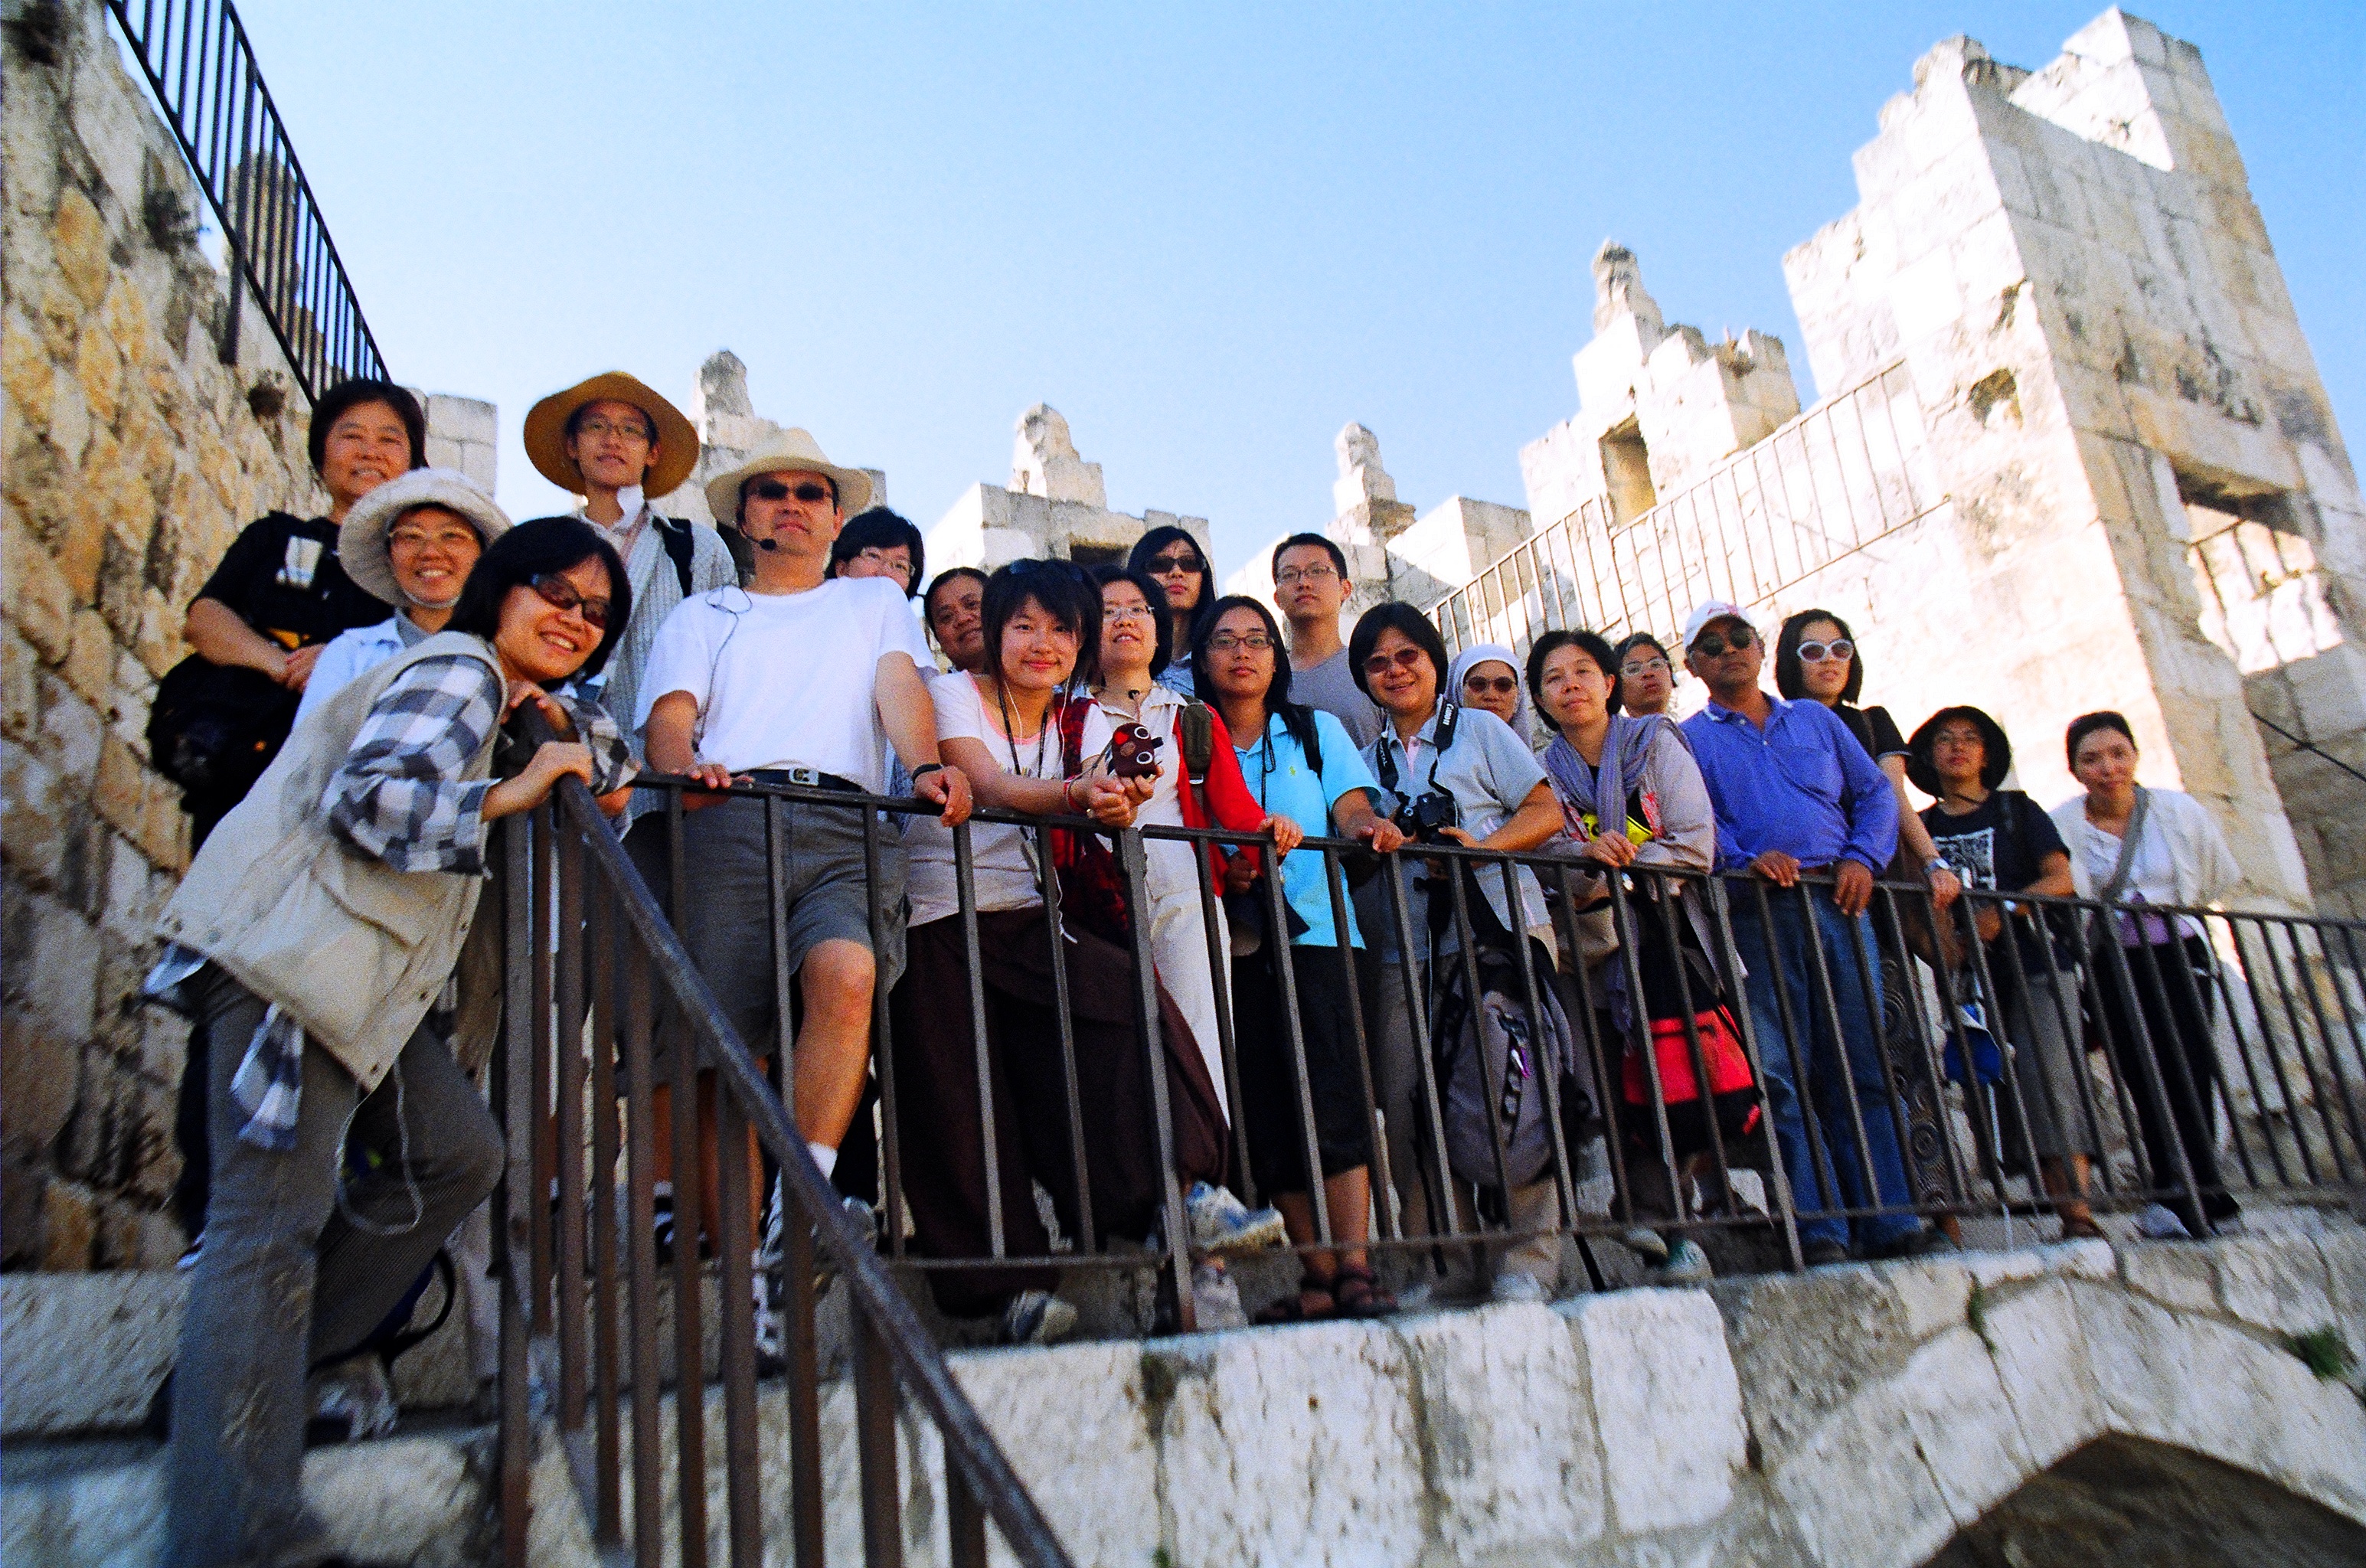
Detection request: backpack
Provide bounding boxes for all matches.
[655,514,699,598]
[1428,936,1590,1191]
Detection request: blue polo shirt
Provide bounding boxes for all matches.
[1681,693,1898,875]
[1235,710,1377,949]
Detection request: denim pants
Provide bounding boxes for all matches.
[1728,889,1921,1250]
[167,967,503,1568]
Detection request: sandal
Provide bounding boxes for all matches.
[1254,1274,1338,1325]
[1330,1264,1397,1320]
[2058,1211,2106,1241]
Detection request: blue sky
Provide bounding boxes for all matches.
[230,2,2361,575]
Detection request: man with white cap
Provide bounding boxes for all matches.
[294,468,511,724]
[636,429,970,1341]
[1677,599,1946,1266]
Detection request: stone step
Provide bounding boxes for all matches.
[0,1427,492,1567]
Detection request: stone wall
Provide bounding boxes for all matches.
[0,0,494,1269]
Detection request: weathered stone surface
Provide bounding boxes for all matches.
[953,1339,1160,1568]
[0,1271,182,1434]
[1566,1289,1745,1534]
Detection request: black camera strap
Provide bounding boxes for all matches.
[1375,699,1459,800]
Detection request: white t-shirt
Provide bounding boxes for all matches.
[634,577,933,791]
[906,671,1113,929]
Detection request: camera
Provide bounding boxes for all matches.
[1394,789,1461,844]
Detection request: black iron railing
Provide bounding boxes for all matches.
[100,0,388,399]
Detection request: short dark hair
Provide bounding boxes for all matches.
[1270,532,1348,582]
[979,558,1092,688]
[923,565,988,618]
[827,508,926,598]
[1347,602,1449,699]
[1526,628,1623,717]
[446,516,630,682]
[1614,631,1671,669]
[1907,705,2012,796]
[1128,524,1217,650]
[1089,563,1172,676]
[1192,595,1323,765]
[2065,710,2137,769]
[1774,607,1862,704]
[308,380,426,475]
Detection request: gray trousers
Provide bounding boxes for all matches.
[167,968,503,1568]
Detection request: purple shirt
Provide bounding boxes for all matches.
[1681,693,1898,875]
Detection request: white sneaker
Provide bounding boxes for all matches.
[1619,1227,1671,1265]
[176,1236,203,1272]
[309,1354,397,1443]
[1191,1259,1248,1331]
[1654,1238,1714,1285]
[753,1254,787,1366]
[1185,1181,1288,1253]
[2136,1203,2194,1240]
[1489,1272,1548,1305]
[998,1290,1078,1347]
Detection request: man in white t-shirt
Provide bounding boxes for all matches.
[636,430,970,1312]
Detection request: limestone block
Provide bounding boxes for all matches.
[949,1340,1158,1568]
[1564,1288,1746,1532]
[50,190,109,311]
[1763,1349,1960,1568]
[1979,1276,2106,1468]
[0,1271,185,1434]
[1152,1320,1423,1568]
[1397,1302,1606,1555]
[2212,1233,2339,1337]
[424,393,497,448]
[1886,249,1963,348]
[1881,1255,1971,1338]
[1711,1263,1918,1461]
[2316,1231,2366,1354]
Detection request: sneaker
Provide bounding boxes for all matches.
[1185,1181,1288,1254]
[1871,1226,1958,1261]
[1489,1271,1548,1305]
[811,1196,877,1297]
[308,1354,397,1445]
[1619,1227,1671,1266]
[1191,1259,1249,1331]
[176,1236,202,1272]
[1654,1238,1714,1285]
[652,1185,678,1266]
[998,1290,1078,1347]
[752,1254,787,1371]
[2136,1203,2193,1240]
[1801,1238,1852,1268]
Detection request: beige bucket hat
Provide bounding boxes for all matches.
[339,468,511,606]
[704,429,873,524]
[524,371,700,498]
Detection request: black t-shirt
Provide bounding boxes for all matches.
[1835,702,1907,763]
[194,512,387,648]
[1921,789,2073,975]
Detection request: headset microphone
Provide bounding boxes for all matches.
[756,537,778,550]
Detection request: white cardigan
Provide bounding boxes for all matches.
[2049,787,2242,909]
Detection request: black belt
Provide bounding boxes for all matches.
[748,767,862,793]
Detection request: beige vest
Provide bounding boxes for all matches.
[156,632,505,1090]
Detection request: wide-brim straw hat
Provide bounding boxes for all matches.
[1907,704,2012,798]
[703,429,873,525]
[524,371,699,498]
[338,468,511,606]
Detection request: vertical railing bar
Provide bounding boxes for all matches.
[1750,879,1840,1228]
[1655,872,1739,1221]
[1551,865,1632,1233]
[619,938,665,1568]
[2270,916,2363,1181]
[1324,847,1394,1230]
[1384,858,1456,1251]
[712,1091,764,1568]
[1710,877,1804,1269]
[495,817,534,1568]
[1260,828,1332,1245]
[2227,917,2318,1190]
[1959,891,2054,1221]
[1874,886,1977,1205]
[588,887,623,1541]
[667,982,710,1568]
[1609,874,1685,1232]
[2248,920,2338,1185]
[1501,857,1579,1246]
[1031,823,1096,1252]
[2023,901,2123,1196]
[2103,930,2206,1220]
[1443,859,1517,1249]
[2190,918,2276,1191]
[865,805,908,1258]
[555,822,590,1426]
[1796,878,1891,1229]
[1193,829,1254,1204]
[530,812,556,1333]
[952,822,1008,1258]
[1118,829,1197,1331]
[851,1299,905,1568]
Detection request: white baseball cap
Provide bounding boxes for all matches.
[1680,599,1757,651]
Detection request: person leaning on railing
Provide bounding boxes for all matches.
[1907,707,2102,1242]
[888,560,1232,1346]
[2051,710,2246,1241]
[144,518,636,1568]
[1353,602,1571,1304]
[1196,595,1409,1322]
[1446,642,1534,744]
[1529,629,1721,1285]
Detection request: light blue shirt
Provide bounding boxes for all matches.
[1235,710,1378,949]
[291,615,429,729]
[1361,704,1551,958]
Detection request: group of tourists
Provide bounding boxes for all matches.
[144,372,2253,1566]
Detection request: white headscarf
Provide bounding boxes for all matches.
[1446,642,1533,745]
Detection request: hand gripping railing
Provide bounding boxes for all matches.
[492,750,1073,1567]
[100,0,390,398]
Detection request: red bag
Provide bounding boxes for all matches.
[1621,1008,1761,1156]
[1051,694,1134,943]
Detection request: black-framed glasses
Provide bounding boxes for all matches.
[1209,632,1274,652]
[1691,627,1755,658]
[528,573,611,629]
[749,479,832,505]
[1796,639,1854,663]
[1145,551,1204,575]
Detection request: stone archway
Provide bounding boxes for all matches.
[1923,1435,2366,1566]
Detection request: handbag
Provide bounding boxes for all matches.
[147,652,299,799]
[1619,1004,1762,1158]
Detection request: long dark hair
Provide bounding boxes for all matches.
[1089,562,1172,676]
[1129,524,1216,655]
[1194,595,1322,769]
[1774,606,1863,704]
[826,507,926,598]
[446,516,630,681]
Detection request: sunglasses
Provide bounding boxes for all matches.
[1691,627,1755,658]
[1362,647,1430,678]
[1145,552,1204,575]
[528,573,611,629]
[748,479,832,505]
[1463,674,1519,697]
[1796,639,1854,663]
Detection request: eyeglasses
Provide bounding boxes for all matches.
[1690,627,1755,658]
[1796,639,1854,663]
[528,573,611,629]
[1620,657,1671,678]
[1463,675,1519,697]
[1145,552,1204,575]
[574,416,652,445]
[854,547,913,580]
[1363,647,1430,678]
[1103,604,1155,623]
[748,480,832,505]
[387,525,479,552]
[1209,632,1274,652]
[1273,564,1338,586]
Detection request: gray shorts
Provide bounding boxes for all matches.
[628,795,907,1074]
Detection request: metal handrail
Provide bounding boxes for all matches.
[498,746,1074,1566]
[100,0,388,399]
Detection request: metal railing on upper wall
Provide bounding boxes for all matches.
[1429,361,1946,662]
[100,0,388,400]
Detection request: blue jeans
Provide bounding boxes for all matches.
[1728,887,1922,1250]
